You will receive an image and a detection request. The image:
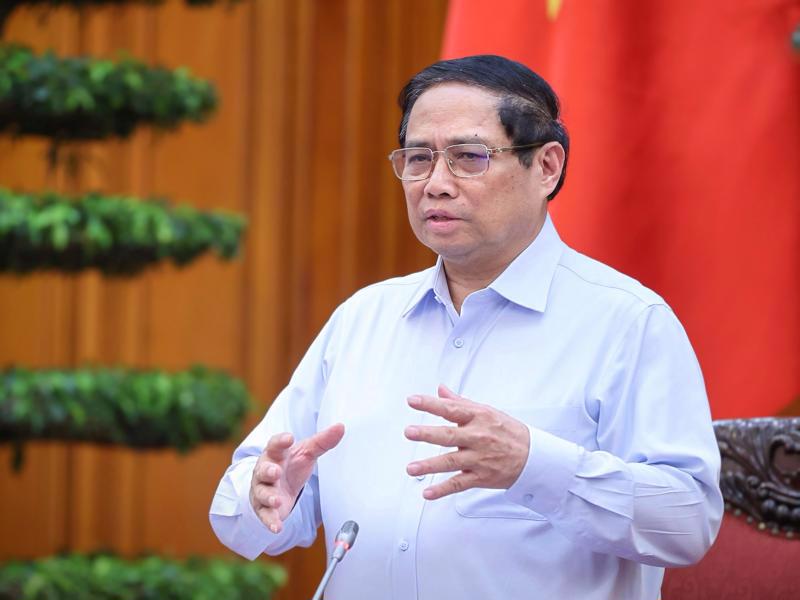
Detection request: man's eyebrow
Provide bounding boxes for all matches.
[449,135,491,146]
[404,135,492,149]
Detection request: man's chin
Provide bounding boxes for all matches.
[423,217,463,236]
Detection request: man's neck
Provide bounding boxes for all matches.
[441,216,547,313]
[442,258,513,313]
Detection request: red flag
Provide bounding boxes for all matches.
[443,0,800,419]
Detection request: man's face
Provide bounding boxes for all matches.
[402,83,551,275]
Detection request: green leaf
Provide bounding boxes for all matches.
[88,59,114,84]
[50,222,70,249]
[65,86,95,111]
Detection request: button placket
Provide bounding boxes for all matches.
[391,379,443,600]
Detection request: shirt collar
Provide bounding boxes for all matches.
[402,212,564,317]
[401,258,446,317]
[488,212,564,313]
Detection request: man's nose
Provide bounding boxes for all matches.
[424,153,457,197]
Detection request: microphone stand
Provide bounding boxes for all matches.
[310,556,340,600]
[310,520,359,600]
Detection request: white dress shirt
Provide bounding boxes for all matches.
[210,213,722,600]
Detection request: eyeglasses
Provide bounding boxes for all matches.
[387,142,544,181]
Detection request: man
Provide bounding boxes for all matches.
[210,55,722,600]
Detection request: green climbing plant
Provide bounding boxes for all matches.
[0,189,246,275]
[0,366,251,464]
[0,45,217,140]
[0,554,286,600]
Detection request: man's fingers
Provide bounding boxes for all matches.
[302,423,346,459]
[437,384,461,400]
[407,449,470,476]
[422,472,479,501]
[404,424,463,447]
[407,394,473,425]
[253,483,283,509]
[255,504,284,534]
[254,460,282,484]
[253,483,287,533]
[265,432,294,462]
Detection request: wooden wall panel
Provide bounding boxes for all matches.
[0,1,449,599]
[0,3,82,563]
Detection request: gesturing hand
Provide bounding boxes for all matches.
[250,423,345,533]
[405,385,530,500]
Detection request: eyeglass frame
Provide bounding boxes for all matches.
[387,142,546,181]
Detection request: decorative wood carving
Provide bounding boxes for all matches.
[715,417,800,538]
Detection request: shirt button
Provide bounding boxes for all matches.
[398,540,409,551]
[523,493,534,503]
[453,338,464,348]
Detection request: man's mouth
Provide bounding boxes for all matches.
[424,209,459,222]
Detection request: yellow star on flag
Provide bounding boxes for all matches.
[547,0,563,21]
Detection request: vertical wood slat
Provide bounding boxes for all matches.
[287,0,316,363]
[0,2,448,598]
[280,5,328,591]
[65,2,153,555]
[243,0,291,413]
[0,3,82,560]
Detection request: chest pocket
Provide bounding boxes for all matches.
[454,405,587,521]
[455,489,548,521]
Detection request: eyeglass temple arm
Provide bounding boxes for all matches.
[489,142,546,155]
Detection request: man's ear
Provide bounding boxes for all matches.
[536,142,566,198]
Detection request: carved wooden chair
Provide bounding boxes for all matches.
[661,417,800,599]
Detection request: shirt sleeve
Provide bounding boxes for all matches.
[209,306,344,560]
[504,303,723,567]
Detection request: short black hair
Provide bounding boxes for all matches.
[397,55,569,200]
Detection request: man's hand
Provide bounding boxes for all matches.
[405,385,530,500]
[250,423,345,533]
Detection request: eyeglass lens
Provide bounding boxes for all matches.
[392,144,490,180]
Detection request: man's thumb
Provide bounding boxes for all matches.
[306,422,345,459]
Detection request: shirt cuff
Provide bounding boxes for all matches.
[504,425,581,517]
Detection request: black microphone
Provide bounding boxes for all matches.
[311,521,360,600]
